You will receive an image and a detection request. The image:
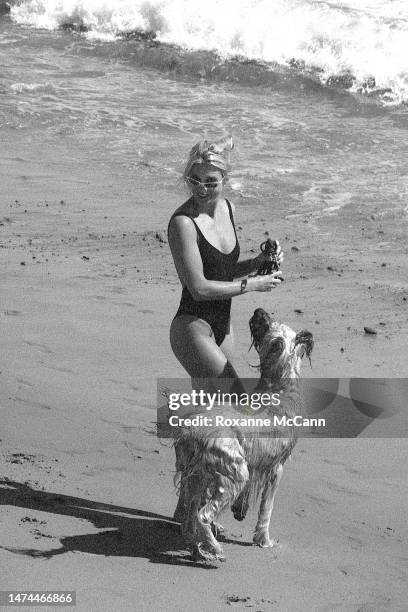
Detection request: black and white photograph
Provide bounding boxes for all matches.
[1,0,407,610]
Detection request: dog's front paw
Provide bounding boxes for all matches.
[253,531,278,548]
[192,542,225,563]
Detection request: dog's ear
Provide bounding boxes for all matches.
[294,330,314,359]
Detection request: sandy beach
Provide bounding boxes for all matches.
[2,1,408,608]
[1,119,408,612]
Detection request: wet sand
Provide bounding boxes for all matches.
[1,133,408,612]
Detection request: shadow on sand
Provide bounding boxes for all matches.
[0,479,217,568]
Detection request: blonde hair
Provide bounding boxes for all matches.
[183,136,234,181]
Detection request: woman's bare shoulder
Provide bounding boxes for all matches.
[168,200,197,240]
[169,200,196,228]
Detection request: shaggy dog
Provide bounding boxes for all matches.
[173,308,314,562]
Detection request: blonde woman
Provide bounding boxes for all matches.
[168,137,283,391]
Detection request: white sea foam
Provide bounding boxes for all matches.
[10,0,408,103]
[10,81,56,94]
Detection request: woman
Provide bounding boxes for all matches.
[168,137,283,392]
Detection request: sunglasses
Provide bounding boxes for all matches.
[186,177,225,189]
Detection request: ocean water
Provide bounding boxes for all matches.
[1,0,408,237]
[7,0,408,104]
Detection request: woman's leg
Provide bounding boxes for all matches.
[170,316,243,393]
[170,317,244,526]
[218,322,235,363]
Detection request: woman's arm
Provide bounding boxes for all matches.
[234,255,262,279]
[168,216,281,301]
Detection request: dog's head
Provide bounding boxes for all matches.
[249,308,314,380]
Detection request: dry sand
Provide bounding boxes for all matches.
[1,137,408,612]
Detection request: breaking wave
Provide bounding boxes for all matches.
[9,0,408,105]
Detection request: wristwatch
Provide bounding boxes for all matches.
[240,279,248,293]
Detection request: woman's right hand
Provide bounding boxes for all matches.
[249,272,282,292]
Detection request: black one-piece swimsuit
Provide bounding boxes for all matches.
[170,199,240,346]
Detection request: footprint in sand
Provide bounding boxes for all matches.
[325,480,368,498]
[14,396,51,410]
[347,535,364,550]
[110,286,126,294]
[119,426,140,434]
[305,493,334,508]
[16,378,34,387]
[345,467,365,476]
[23,340,53,354]
[122,397,141,407]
